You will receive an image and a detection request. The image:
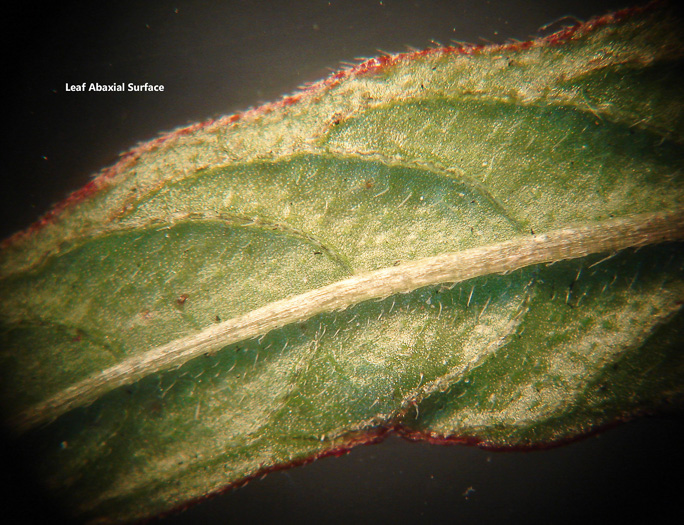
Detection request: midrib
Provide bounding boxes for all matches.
[12,208,684,434]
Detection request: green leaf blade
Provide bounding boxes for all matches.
[1,4,683,523]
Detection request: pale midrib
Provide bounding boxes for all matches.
[12,209,684,435]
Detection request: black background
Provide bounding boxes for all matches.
[2,1,682,524]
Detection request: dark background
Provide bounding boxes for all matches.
[2,1,682,523]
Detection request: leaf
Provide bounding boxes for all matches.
[1,3,683,523]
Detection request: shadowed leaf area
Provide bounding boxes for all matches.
[1,3,683,523]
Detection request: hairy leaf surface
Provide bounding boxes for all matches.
[1,4,683,523]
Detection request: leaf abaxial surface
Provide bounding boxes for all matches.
[1,4,683,523]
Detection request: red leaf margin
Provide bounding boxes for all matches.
[0,1,663,250]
